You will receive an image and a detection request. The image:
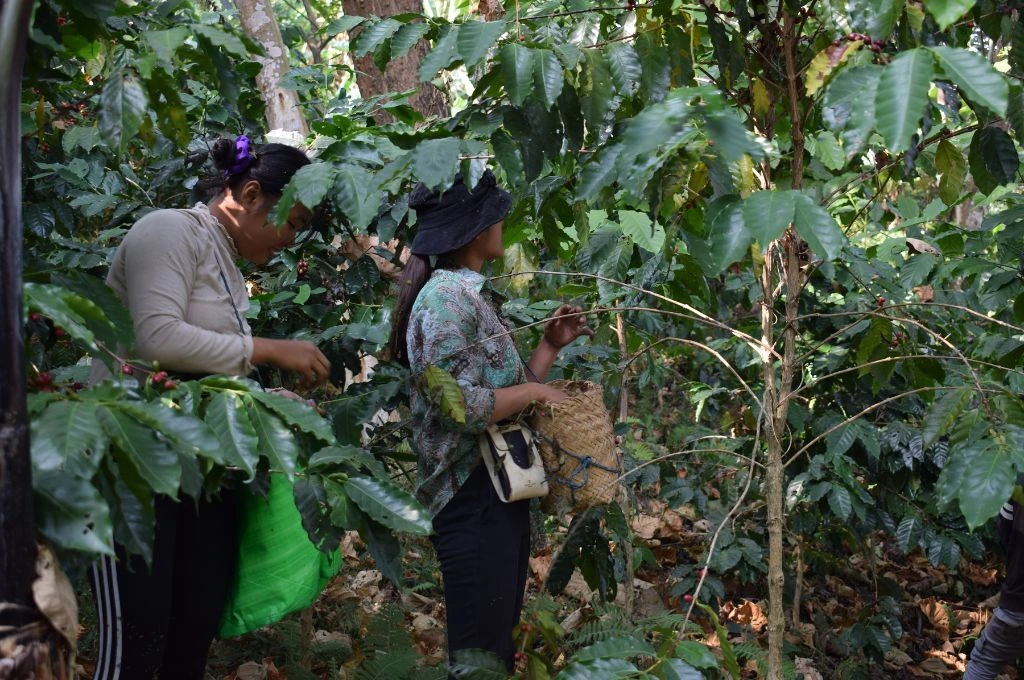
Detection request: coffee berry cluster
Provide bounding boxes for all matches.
[833,32,885,52]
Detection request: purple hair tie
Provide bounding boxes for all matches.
[226,135,257,177]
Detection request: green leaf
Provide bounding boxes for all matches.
[390,22,429,60]
[244,399,300,480]
[605,43,642,96]
[848,0,906,39]
[533,49,565,110]
[291,163,337,215]
[334,163,380,229]
[416,365,467,425]
[895,516,920,554]
[308,445,385,477]
[935,138,967,205]
[34,470,114,555]
[342,474,431,535]
[143,27,191,63]
[823,64,882,158]
[616,210,664,253]
[675,641,719,670]
[450,649,510,678]
[742,190,795,250]
[193,24,249,57]
[930,47,1008,115]
[793,193,844,261]
[99,67,149,153]
[924,0,975,30]
[419,26,460,81]
[249,389,334,443]
[412,138,461,190]
[959,442,1015,529]
[572,636,655,661]
[204,391,260,480]
[970,126,1019,193]
[500,43,535,107]
[576,145,623,203]
[661,659,703,680]
[115,402,224,465]
[706,198,751,273]
[923,387,972,446]
[24,282,101,352]
[324,15,365,38]
[31,400,107,478]
[555,658,639,680]
[828,485,853,520]
[100,407,181,497]
[875,48,933,152]
[582,50,616,143]
[353,18,402,57]
[456,19,507,69]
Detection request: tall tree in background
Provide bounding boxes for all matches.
[235,0,310,132]
[342,0,449,120]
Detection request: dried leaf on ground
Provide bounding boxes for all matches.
[721,599,768,633]
[920,597,951,635]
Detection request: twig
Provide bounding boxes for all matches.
[683,405,763,628]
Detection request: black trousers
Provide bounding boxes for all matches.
[431,463,530,675]
[89,492,239,680]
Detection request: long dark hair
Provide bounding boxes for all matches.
[387,253,435,367]
[198,136,310,199]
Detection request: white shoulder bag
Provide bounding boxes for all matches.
[478,422,549,503]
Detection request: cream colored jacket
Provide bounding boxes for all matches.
[91,203,254,379]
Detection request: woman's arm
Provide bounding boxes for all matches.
[490,381,567,423]
[526,305,593,381]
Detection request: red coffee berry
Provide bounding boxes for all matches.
[72,382,85,391]
[683,593,694,603]
[29,312,42,323]
[163,380,177,390]
[876,296,886,306]
[520,623,532,633]
[54,327,65,338]
[151,370,169,384]
[513,651,527,664]
[57,16,67,25]
[121,363,133,375]
[39,142,50,153]
[36,371,53,385]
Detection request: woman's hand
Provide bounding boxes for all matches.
[532,382,569,405]
[252,338,331,388]
[543,304,593,349]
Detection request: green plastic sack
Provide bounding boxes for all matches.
[218,475,342,638]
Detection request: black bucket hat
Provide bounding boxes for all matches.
[409,169,512,256]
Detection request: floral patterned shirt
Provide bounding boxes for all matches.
[407,267,526,517]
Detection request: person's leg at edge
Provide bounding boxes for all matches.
[964,606,1024,680]
[432,464,531,677]
[89,495,178,680]
[159,489,240,680]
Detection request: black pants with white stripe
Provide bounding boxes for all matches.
[90,492,238,680]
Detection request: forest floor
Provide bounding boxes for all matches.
[73,502,1021,680]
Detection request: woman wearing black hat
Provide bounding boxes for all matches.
[387,169,592,673]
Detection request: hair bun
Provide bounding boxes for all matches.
[210,137,238,172]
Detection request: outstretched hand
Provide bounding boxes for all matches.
[543,304,594,349]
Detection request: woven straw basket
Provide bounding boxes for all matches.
[528,380,621,514]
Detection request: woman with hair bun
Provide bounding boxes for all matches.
[88,136,331,680]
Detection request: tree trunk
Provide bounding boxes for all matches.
[1,0,74,676]
[341,0,450,120]
[1,0,38,616]
[232,0,310,134]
